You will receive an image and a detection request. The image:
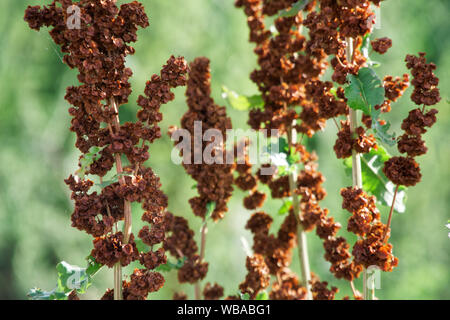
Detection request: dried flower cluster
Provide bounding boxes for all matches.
[334,121,377,158]
[341,187,398,271]
[371,37,392,54]
[384,53,440,187]
[25,0,189,300]
[25,0,441,301]
[166,58,231,296]
[171,57,234,221]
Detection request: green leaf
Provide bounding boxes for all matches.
[95,173,133,188]
[28,257,103,300]
[345,67,385,116]
[329,87,338,98]
[278,200,292,215]
[134,239,148,253]
[240,293,251,300]
[280,0,308,17]
[287,146,301,165]
[155,257,187,272]
[255,291,269,300]
[56,261,89,294]
[266,137,300,174]
[343,146,407,213]
[368,60,381,68]
[373,120,396,146]
[27,288,67,300]
[96,178,117,188]
[76,146,105,179]
[222,86,264,111]
[86,255,102,277]
[361,34,371,59]
[206,202,216,219]
[360,35,381,68]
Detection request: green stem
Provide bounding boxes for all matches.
[383,184,399,243]
[346,37,367,299]
[108,97,132,300]
[195,219,208,300]
[287,127,312,300]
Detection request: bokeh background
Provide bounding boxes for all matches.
[0,0,448,300]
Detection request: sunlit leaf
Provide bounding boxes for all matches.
[255,291,269,300]
[278,200,292,215]
[240,292,251,300]
[155,257,187,272]
[373,120,396,146]
[206,202,216,219]
[280,0,308,17]
[27,257,103,300]
[222,86,264,111]
[345,67,385,116]
[343,146,407,213]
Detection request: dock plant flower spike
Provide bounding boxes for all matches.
[24,0,442,300]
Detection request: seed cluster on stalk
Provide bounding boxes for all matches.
[383,53,440,187]
[167,57,233,298]
[24,0,442,301]
[25,0,189,300]
[233,0,385,300]
[233,0,442,300]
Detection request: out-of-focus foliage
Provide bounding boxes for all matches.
[0,0,448,299]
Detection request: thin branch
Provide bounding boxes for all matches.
[332,117,340,131]
[108,97,133,300]
[346,36,367,299]
[287,126,312,300]
[383,184,399,243]
[195,219,208,300]
[350,280,359,298]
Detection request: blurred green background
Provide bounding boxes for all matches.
[0,0,448,300]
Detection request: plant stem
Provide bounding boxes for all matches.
[383,184,399,243]
[346,37,367,299]
[287,127,312,300]
[195,219,208,300]
[108,97,133,300]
